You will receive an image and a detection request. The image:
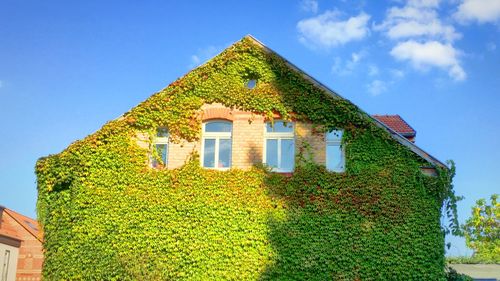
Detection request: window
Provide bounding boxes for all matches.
[202,120,232,169]
[245,79,257,89]
[152,127,169,168]
[264,121,295,172]
[326,129,345,172]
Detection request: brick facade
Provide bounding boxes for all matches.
[0,208,43,281]
[139,103,328,170]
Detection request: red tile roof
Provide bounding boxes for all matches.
[0,206,42,242]
[372,115,416,137]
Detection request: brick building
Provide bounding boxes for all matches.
[0,207,42,281]
[138,103,425,173]
[35,35,453,279]
[130,36,445,175]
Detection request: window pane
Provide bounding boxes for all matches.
[218,139,232,168]
[266,121,293,133]
[266,139,278,168]
[203,139,216,167]
[152,144,167,168]
[157,127,169,137]
[156,144,168,165]
[281,139,294,171]
[327,144,344,172]
[326,129,343,141]
[205,121,232,132]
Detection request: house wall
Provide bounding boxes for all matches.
[0,242,19,281]
[141,103,328,170]
[0,212,43,281]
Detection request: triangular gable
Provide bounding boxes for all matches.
[99,34,447,170]
[243,35,447,169]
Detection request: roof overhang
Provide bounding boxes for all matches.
[0,233,21,248]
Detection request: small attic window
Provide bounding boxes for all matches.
[245,79,257,89]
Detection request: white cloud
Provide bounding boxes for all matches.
[367,80,388,96]
[375,2,460,42]
[188,45,222,68]
[375,0,467,81]
[301,0,318,13]
[454,0,500,23]
[390,40,466,81]
[297,11,371,48]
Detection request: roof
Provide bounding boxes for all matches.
[243,35,447,169]
[372,115,416,137]
[0,206,42,242]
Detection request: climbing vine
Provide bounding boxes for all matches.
[36,37,459,280]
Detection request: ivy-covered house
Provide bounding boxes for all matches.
[36,35,458,280]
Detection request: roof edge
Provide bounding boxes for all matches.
[4,209,43,242]
[244,35,448,170]
[369,117,448,169]
[49,34,449,170]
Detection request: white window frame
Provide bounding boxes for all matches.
[263,121,295,172]
[2,250,10,281]
[151,128,169,168]
[326,129,345,173]
[201,120,232,170]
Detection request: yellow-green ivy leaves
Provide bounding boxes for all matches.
[36,37,457,280]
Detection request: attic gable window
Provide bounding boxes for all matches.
[202,120,232,169]
[264,121,295,172]
[152,127,169,168]
[245,79,257,89]
[326,129,345,172]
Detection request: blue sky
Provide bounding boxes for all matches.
[0,0,498,256]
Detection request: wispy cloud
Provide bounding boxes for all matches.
[487,42,497,51]
[297,11,371,49]
[367,79,388,96]
[390,40,466,81]
[300,0,319,13]
[368,65,379,76]
[331,51,367,75]
[390,69,405,79]
[189,45,223,69]
[454,0,500,24]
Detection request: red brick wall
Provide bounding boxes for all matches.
[0,210,43,281]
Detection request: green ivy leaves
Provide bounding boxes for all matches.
[35,37,455,280]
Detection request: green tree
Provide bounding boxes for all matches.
[463,194,500,262]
